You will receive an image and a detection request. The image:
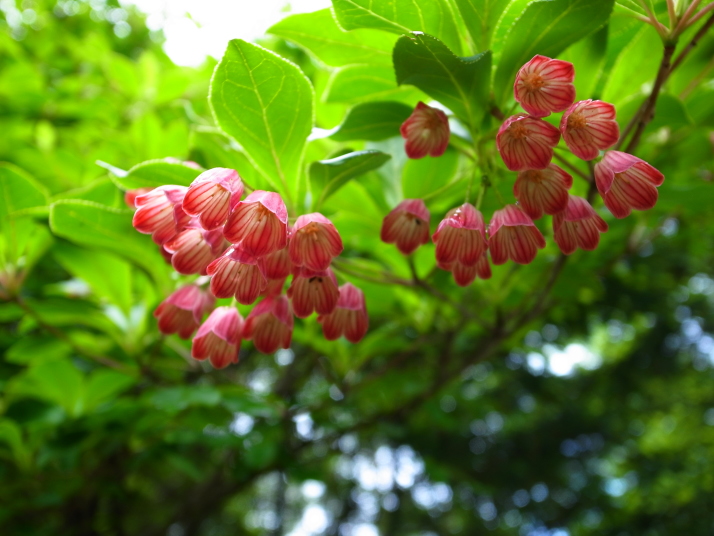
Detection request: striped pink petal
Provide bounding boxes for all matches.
[497,114,561,171]
[381,199,431,255]
[553,195,608,254]
[289,213,344,272]
[560,100,620,160]
[400,102,450,159]
[432,203,488,266]
[223,190,288,257]
[513,164,573,219]
[317,283,369,343]
[191,306,244,369]
[488,205,546,265]
[287,267,340,318]
[243,296,294,354]
[514,55,575,118]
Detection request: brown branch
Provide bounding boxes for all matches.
[671,11,714,72]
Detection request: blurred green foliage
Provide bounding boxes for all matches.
[1,0,714,535]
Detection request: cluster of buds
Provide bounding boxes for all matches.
[130,166,368,368]
[386,55,664,277]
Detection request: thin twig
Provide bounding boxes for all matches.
[553,152,590,182]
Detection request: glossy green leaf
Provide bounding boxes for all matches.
[493,0,616,103]
[210,39,313,204]
[52,242,133,315]
[310,150,391,207]
[332,0,462,53]
[10,359,84,417]
[329,102,413,141]
[325,64,421,104]
[393,33,491,131]
[401,149,459,199]
[49,200,167,284]
[0,419,30,469]
[268,8,393,67]
[453,0,510,51]
[114,160,203,190]
[52,178,124,208]
[84,370,136,411]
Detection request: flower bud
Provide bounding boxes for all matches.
[553,195,608,254]
[317,283,368,343]
[432,203,488,267]
[514,55,575,118]
[132,186,190,245]
[380,199,431,255]
[223,190,288,257]
[243,296,294,354]
[206,246,267,305]
[182,167,244,230]
[153,285,215,339]
[513,164,573,220]
[496,114,560,171]
[594,151,665,218]
[560,100,619,160]
[400,102,450,159]
[289,213,344,272]
[489,205,546,265]
[163,224,225,275]
[192,306,244,369]
[288,267,340,318]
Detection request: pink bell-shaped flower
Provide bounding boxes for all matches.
[153,285,215,339]
[439,254,492,287]
[132,185,190,245]
[432,203,488,267]
[380,199,431,255]
[262,277,287,297]
[289,213,344,272]
[288,267,340,319]
[594,151,665,218]
[553,195,608,254]
[560,100,620,160]
[182,167,244,230]
[513,164,573,219]
[243,295,294,354]
[258,247,292,280]
[206,246,268,305]
[514,55,576,118]
[400,101,450,159]
[223,190,289,257]
[317,283,369,343]
[489,205,546,265]
[124,187,152,210]
[163,223,225,275]
[191,306,244,369]
[496,114,561,171]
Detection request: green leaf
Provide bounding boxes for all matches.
[9,359,85,417]
[5,336,72,365]
[0,163,48,265]
[453,0,510,51]
[325,64,421,104]
[52,242,133,315]
[52,178,123,208]
[114,160,203,190]
[332,0,462,53]
[268,8,393,67]
[0,419,30,469]
[393,33,491,131]
[210,39,313,205]
[402,149,459,199]
[559,25,607,100]
[493,0,616,103]
[329,102,413,141]
[310,150,391,207]
[49,200,167,284]
[84,370,136,411]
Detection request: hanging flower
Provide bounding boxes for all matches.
[514,55,576,118]
[432,203,488,267]
[489,205,546,265]
[380,199,431,255]
[513,164,573,219]
[496,114,561,171]
[594,151,665,218]
[258,247,292,280]
[400,101,450,159]
[206,246,267,305]
[191,306,244,369]
[289,213,344,272]
[553,195,608,254]
[439,254,492,287]
[317,283,369,343]
[182,167,244,230]
[153,285,215,339]
[223,190,289,257]
[288,267,340,318]
[560,100,620,160]
[243,296,294,354]
[163,224,225,275]
[132,185,190,245]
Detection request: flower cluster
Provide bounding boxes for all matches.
[130,167,368,368]
[384,55,664,276]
